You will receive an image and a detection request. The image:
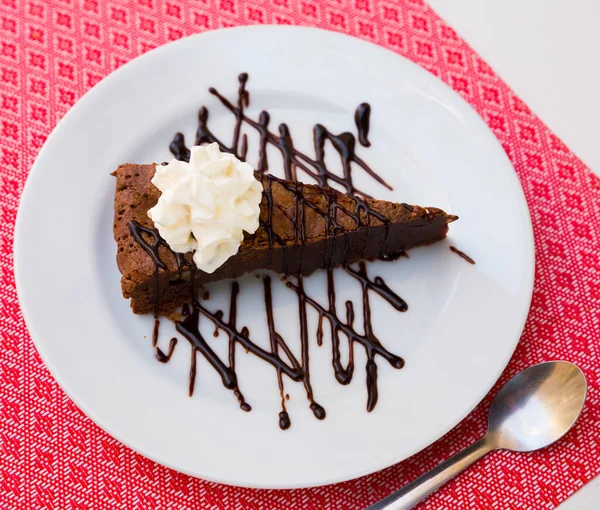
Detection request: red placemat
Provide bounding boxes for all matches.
[2,0,600,508]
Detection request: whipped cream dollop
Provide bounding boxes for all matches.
[147,143,263,273]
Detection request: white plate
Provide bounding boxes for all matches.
[15,26,534,488]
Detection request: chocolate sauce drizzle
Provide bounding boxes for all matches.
[146,258,406,428]
[132,73,413,429]
[155,338,177,363]
[170,73,391,198]
[176,274,333,425]
[128,220,193,355]
[450,246,476,265]
[355,103,372,148]
[258,173,393,275]
[286,263,405,412]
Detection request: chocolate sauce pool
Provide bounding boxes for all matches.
[131,73,413,429]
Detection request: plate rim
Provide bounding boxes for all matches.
[14,25,535,488]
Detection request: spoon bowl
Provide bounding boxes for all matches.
[488,361,587,452]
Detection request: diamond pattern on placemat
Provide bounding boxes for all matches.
[2,0,600,508]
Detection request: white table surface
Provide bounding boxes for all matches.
[427,1,600,508]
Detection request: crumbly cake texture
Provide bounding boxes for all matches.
[113,163,456,317]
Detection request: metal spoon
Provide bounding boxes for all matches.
[368,361,587,510]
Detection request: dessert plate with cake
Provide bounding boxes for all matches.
[14,26,534,488]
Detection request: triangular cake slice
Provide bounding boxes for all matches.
[113,164,457,316]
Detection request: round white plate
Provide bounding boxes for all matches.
[15,26,534,488]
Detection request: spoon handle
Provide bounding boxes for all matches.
[367,435,494,510]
